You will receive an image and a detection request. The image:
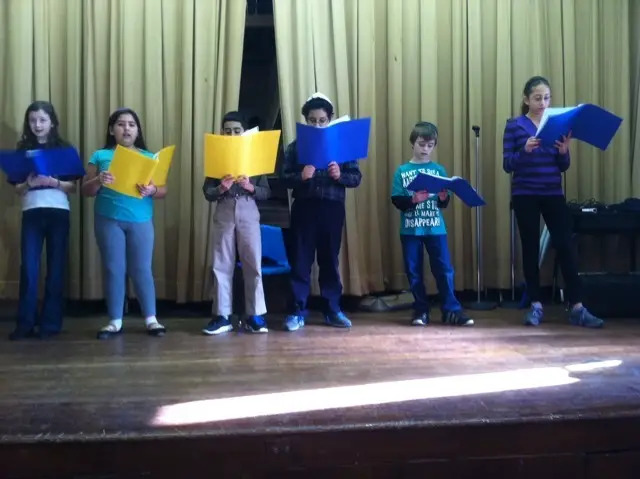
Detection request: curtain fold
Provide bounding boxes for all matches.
[274,0,381,296]
[273,0,633,296]
[0,0,245,302]
[562,0,630,203]
[0,0,635,301]
[0,0,83,299]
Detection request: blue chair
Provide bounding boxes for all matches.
[233,224,291,315]
[259,224,291,276]
[235,224,290,274]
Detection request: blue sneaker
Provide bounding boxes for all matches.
[569,306,604,329]
[202,316,233,335]
[283,315,305,332]
[324,311,352,328]
[524,306,544,326]
[245,315,268,333]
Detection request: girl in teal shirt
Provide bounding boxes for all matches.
[82,108,167,339]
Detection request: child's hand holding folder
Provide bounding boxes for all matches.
[236,175,255,193]
[219,175,235,192]
[412,190,429,204]
[27,174,53,188]
[554,132,572,155]
[328,162,340,180]
[98,171,115,185]
[301,165,315,181]
[137,182,158,197]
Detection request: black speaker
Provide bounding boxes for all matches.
[581,273,640,318]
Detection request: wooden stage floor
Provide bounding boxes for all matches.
[1,307,640,478]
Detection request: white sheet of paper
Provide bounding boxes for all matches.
[242,126,259,136]
[535,105,582,136]
[329,115,351,126]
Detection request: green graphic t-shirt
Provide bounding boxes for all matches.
[391,161,448,236]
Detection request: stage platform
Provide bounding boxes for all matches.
[1,307,640,478]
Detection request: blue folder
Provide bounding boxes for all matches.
[407,173,486,207]
[0,150,32,183]
[535,103,622,150]
[296,117,371,168]
[0,147,84,183]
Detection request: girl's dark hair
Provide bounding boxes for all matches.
[17,101,68,150]
[301,97,334,120]
[521,76,550,115]
[222,111,248,130]
[103,108,147,150]
[410,122,438,145]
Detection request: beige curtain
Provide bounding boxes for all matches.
[0,0,83,299]
[0,0,245,302]
[562,0,631,203]
[274,0,633,296]
[468,0,631,287]
[274,0,383,296]
[274,0,470,295]
[468,0,568,289]
[382,0,472,293]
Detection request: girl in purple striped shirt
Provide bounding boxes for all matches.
[502,76,603,329]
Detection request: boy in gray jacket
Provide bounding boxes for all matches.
[202,111,271,334]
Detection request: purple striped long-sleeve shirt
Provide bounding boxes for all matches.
[502,115,570,196]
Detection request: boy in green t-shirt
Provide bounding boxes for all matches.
[391,122,473,327]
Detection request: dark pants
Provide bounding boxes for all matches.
[401,234,461,314]
[512,195,582,304]
[17,208,70,333]
[289,198,345,315]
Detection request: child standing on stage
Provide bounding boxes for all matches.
[202,111,271,335]
[82,108,168,339]
[391,122,474,327]
[502,75,603,328]
[9,101,79,340]
[280,93,362,331]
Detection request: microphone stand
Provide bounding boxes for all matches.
[465,125,497,311]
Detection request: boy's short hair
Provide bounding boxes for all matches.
[301,97,334,120]
[222,111,247,129]
[409,122,438,145]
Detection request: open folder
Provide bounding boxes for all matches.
[296,116,371,168]
[106,145,175,198]
[535,103,623,150]
[204,129,281,179]
[0,147,85,184]
[407,173,486,207]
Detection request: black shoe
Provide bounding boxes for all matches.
[38,329,60,340]
[97,324,123,340]
[442,310,475,326]
[146,322,166,337]
[411,312,430,326]
[9,328,37,341]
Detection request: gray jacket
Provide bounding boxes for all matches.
[202,175,271,202]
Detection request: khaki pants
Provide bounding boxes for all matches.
[211,197,266,316]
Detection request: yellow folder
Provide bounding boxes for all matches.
[204,130,281,179]
[151,145,175,187]
[107,145,175,198]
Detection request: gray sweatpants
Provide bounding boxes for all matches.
[94,215,156,320]
[211,197,266,316]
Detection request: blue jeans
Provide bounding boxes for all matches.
[401,234,461,314]
[17,208,70,333]
[94,215,156,320]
